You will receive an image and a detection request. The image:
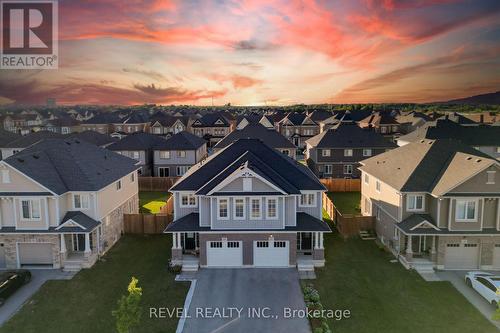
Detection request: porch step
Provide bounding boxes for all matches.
[182,260,199,272]
[297,262,314,272]
[63,264,82,272]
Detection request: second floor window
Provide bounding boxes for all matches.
[344,149,353,157]
[344,165,353,174]
[181,194,197,207]
[177,166,189,176]
[218,198,228,219]
[456,200,477,221]
[267,198,278,219]
[73,194,90,209]
[177,151,186,158]
[364,174,369,184]
[322,149,331,157]
[21,199,40,220]
[251,198,261,219]
[363,149,372,157]
[131,151,140,160]
[300,193,315,207]
[116,180,122,191]
[376,181,381,192]
[407,195,424,211]
[159,151,170,159]
[234,198,245,219]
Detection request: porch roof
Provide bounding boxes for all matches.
[396,214,500,235]
[164,212,332,233]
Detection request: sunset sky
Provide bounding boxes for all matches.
[1,0,499,105]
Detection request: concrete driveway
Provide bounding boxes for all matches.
[0,269,75,326]
[182,269,310,333]
[436,270,500,329]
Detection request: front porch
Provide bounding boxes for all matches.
[394,230,438,270]
[59,232,99,271]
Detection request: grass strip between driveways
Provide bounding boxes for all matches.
[0,235,189,333]
[311,233,498,333]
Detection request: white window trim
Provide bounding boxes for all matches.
[344,149,353,157]
[364,174,369,185]
[324,165,332,174]
[486,170,496,184]
[362,149,372,157]
[180,193,197,208]
[406,194,425,212]
[266,197,279,220]
[299,192,316,207]
[322,149,331,157]
[343,164,353,175]
[73,193,90,210]
[455,199,478,222]
[159,151,171,159]
[375,181,381,193]
[20,198,41,221]
[233,198,246,220]
[217,197,229,220]
[250,197,262,220]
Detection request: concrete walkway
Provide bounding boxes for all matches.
[0,269,75,326]
[182,269,310,333]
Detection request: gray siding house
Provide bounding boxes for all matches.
[152,131,207,177]
[305,122,396,178]
[165,139,331,271]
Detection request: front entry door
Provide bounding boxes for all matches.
[184,233,196,251]
[298,233,312,254]
[72,234,85,251]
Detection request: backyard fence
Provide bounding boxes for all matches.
[336,212,375,239]
[138,177,180,192]
[320,178,361,192]
[123,214,172,234]
[322,193,336,221]
[160,196,174,215]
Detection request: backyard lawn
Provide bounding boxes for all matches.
[312,233,498,333]
[328,192,361,215]
[139,191,170,214]
[0,236,189,333]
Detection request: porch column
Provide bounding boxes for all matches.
[319,233,324,249]
[314,232,319,249]
[405,235,413,262]
[172,233,177,249]
[84,233,91,255]
[60,234,66,253]
[431,236,437,262]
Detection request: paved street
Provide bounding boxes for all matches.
[0,269,75,326]
[182,269,310,333]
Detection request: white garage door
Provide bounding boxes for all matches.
[444,243,479,269]
[492,245,500,269]
[207,241,242,267]
[254,240,289,267]
[18,243,53,267]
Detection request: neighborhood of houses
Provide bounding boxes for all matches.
[0,105,499,331]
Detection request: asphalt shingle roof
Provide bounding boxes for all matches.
[214,124,295,150]
[3,131,64,148]
[171,138,325,192]
[4,138,139,195]
[153,131,206,150]
[107,132,168,151]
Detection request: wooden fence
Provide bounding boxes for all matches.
[138,177,180,192]
[123,214,173,234]
[320,178,361,192]
[322,193,336,221]
[336,212,375,239]
[160,196,174,215]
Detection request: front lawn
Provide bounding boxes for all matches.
[139,191,170,214]
[327,192,361,215]
[312,234,498,333]
[0,235,189,333]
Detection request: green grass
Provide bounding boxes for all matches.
[328,192,361,215]
[0,235,189,333]
[139,191,170,214]
[311,233,498,333]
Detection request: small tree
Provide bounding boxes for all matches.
[112,277,143,333]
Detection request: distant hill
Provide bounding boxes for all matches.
[442,91,500,105]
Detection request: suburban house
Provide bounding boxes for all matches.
[164,139,331,270]
[397,119,500,160]
[106,132,168,176]
[0,138,139,270]
[112,113,150,134]
[81,113,121,134]
[152,131,207,177]
[149,113,190,136]
[276,112,319,149]
[305,122,396,178]
[358,111,402,137]
[0,131,64,160]
[191,113,232,147]
[259,113,285,130]
[43,116,81,134]
[213,124,298,159]
[67,130,117,148]
[235,114,261,130]
[359,139,500,270]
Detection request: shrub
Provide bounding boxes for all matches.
[112,277,142,333]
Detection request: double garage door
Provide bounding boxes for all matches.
[444,243,479,269]
[18,243,53,267]
[206,240,289,267]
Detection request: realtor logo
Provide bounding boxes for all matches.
[1,0,58,69]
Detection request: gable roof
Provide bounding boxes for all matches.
[214,124,295,150]
[66,130,117,147]
[4,138,139,195]
[191,113,230,127]
[153,131,206,150]
[171,138,325,193]
[82,112,121,124]
[305,122,396,149]
[359,112,399,126]
[58,211,101,231]
[359,139,497,196]
[3,131,64,148]
[107,132,168,151]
